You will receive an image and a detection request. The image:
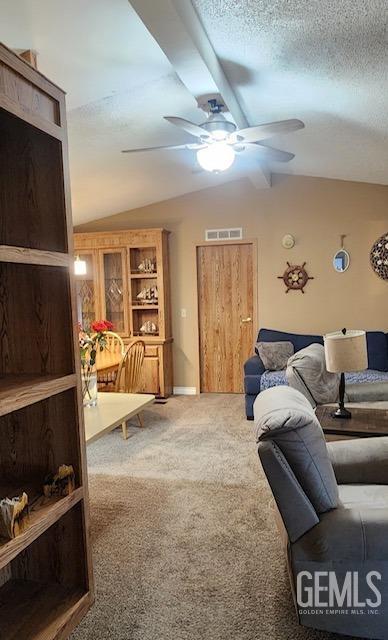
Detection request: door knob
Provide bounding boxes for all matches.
[241,317,252,323]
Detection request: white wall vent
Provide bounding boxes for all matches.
[205,228,243,241]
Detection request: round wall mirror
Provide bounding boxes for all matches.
[333,249,350,272]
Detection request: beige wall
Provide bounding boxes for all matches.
[75,174,388,390]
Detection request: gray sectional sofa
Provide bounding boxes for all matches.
[254,386,388,639]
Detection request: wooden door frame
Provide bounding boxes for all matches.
[194,239,258,394]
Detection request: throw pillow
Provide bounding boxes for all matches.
[256,341,294,371]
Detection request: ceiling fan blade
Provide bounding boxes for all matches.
[121,143,202,154]
[164,116,210,140]
[249,143,295,162]
[236,119,304,143]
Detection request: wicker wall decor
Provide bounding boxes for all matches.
[278,261,314,293]
[370,233,388,281]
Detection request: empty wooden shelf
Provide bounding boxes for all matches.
[0,43,94,639]
[0,503,89,640]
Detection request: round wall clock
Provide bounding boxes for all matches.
[370,233,388,281]
[278,261,314,293]
[282,234,295,249]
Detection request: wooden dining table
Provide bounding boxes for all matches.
[96,358,121,388]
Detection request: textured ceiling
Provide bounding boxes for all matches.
[193,0,388,185]
[1,0,388,224]
[0,0,240,224]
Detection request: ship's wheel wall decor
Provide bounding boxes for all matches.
[370,233,388,281]
[278,262,314,293]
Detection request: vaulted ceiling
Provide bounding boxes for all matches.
[1,0,388,224]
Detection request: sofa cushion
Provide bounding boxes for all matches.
[258,328,324,352]
[254,386,339,514]
[260,370,288,391]
[339,484,388,510]
[366,331,388,371]
[256,340,294,370]
[286,344,339,406]
[260,369,388,393]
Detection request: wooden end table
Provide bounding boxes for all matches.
[316,403,388,438]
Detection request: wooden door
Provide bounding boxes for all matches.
[197,243,255,393]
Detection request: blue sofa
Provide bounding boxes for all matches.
[244,328,388,419]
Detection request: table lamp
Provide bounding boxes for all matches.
[324,329,368,419]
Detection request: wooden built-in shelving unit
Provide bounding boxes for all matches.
[0,42,93,639]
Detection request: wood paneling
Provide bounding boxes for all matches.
[197,243,255,393]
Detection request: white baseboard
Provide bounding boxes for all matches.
[173,386,197,395]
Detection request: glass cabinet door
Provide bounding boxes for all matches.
[75,253,97,330]
[100,249,128,334]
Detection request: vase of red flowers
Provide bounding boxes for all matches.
[79,319,114,407]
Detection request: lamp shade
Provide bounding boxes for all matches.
[324,330,368,373]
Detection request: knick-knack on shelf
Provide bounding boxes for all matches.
[139,320,158,334]
[43,464,75,498]
[0,493,29,539]
[137,286,158,304]
[138,258,155,273]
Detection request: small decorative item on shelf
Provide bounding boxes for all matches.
[136,285,158,305]
[43,465,76,498]
[138,258,155,273]
[277,262,314,293]
[0,493,29,539]
[79,319,114,406]
[139,320,158,335]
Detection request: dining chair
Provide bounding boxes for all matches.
[115,339,146,438]
[96,331,125,390]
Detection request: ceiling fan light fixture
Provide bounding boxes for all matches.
[196,142,235,172]
[200,113,236,141]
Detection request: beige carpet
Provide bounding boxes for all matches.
[72,394,337,640]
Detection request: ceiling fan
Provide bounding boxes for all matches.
[122,99,304,172]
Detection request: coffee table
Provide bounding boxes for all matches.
[316,402,388,438]
[83,392,155,444]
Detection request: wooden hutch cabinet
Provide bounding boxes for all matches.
[74,229,173,397]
